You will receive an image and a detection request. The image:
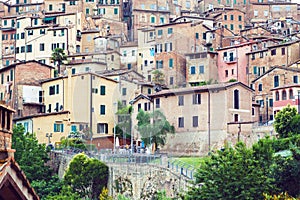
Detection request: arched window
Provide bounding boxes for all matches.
[289,89,294,99]
[275,91,279,101]
[282,90,287,100]
[234,89,239,109]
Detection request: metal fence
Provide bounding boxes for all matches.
[167,159,196,180]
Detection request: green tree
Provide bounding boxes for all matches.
[115,101,133,141]
[64,153,109,200]
[186,142,276,200]
[272,145,300,197]
[12,124,52,182]
[274,105,298,138]
[152,70,165,85]
[51,48,67,75]
[136,110,174,152]
[46,185,81,200]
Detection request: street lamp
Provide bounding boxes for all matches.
[46,133,52,144]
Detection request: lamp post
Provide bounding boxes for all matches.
[46,133,52,144]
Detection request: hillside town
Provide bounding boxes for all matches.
[0,0,299,156]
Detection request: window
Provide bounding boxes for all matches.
[28,30,33,36]
[294,76,298,83]
[40,43,45,51]
[252,108,255,116]
[56,84,59,94]
[71,125,77,132]
[26,44,32,52]
[199,65,204,74]
[254,10,258,16]
[100,105,105,115]
[138,103,141,111]
[100,86,105,95]
[225,70,228,77]
[10,69,13,81]
[169,58,173,68]
[193,94,201,104]
[281,48,285,55]
[158,30,163,36]
[259,52,264,58]
[155,98,160,108]
[132,50,135,56]
[274,75,279,87]
[178,117,184,128]
[224,15,227,20]
[127,64,131,69]
[271,49,276,56]
[190,66,196,74]
[122,88,127,96]
[289,89,294,99]
[3,20,7,26]
[234,89,239,109]
[97,123,108,134]
[202,33,206,40]
[269,98,273,107]
[230,24,234,30]
[156,60,163,69]
[151,16,155,23]
[178,96,184,106]
[144,102,149,111]
[21,32,25,39]
[168,28,173,34]
[234,114,239,122]
[114,8,118,14]
[282,90,287,100]
[21,46,25,53]
[86,8,90,14]
[230,15,234,20]
[251,54,255,60]
[258,83,263,91]
[238,15,242,21]
[195,33,199,39]
[49,86,55,95]
[170,77,174,85]
[54,123,64,132]
[71,68,76,74]
[40,29,45,35]
[275,91,279,101]
[49,4,53,11]
[264,10,268,16]
[192,116,198,127]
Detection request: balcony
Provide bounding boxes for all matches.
[223,56,237,64]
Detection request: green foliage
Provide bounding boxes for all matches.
[45,185,81,200]
[116,102,132,141]
[99,187,113,200]
[228,79,237,82]
[274,105,298,138]
[152,70,165,85]
[60,137,87,150]
[186,142,276,200]
[271,145,300,197]
[31,175,63,199]
[264,192,298,200]
[136,110,175,151]
[51,48,67,66]
[154,190,172,200]
[12,124,52,183]
[64,153,109,200]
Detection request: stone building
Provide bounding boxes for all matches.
[251,66,300,124]
[130,82,257,156]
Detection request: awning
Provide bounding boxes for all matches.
[43,17,55,22]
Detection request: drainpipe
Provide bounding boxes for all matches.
[208,89,211,154]
[90,73,93,139]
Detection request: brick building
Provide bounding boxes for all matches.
[0,60,54,118]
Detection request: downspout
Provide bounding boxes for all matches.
[208,89,211,153]
[90,73,93,138]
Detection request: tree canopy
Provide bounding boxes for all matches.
[51,48,67,74]
[64,153,109,200]
[136,110,174,151]
[274,105,298,138]
[186,142,276,200]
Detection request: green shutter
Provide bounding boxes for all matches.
[253,66,257,74]
[169,59,173,68]
[100,86,106,95]
[54,124,57,132]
